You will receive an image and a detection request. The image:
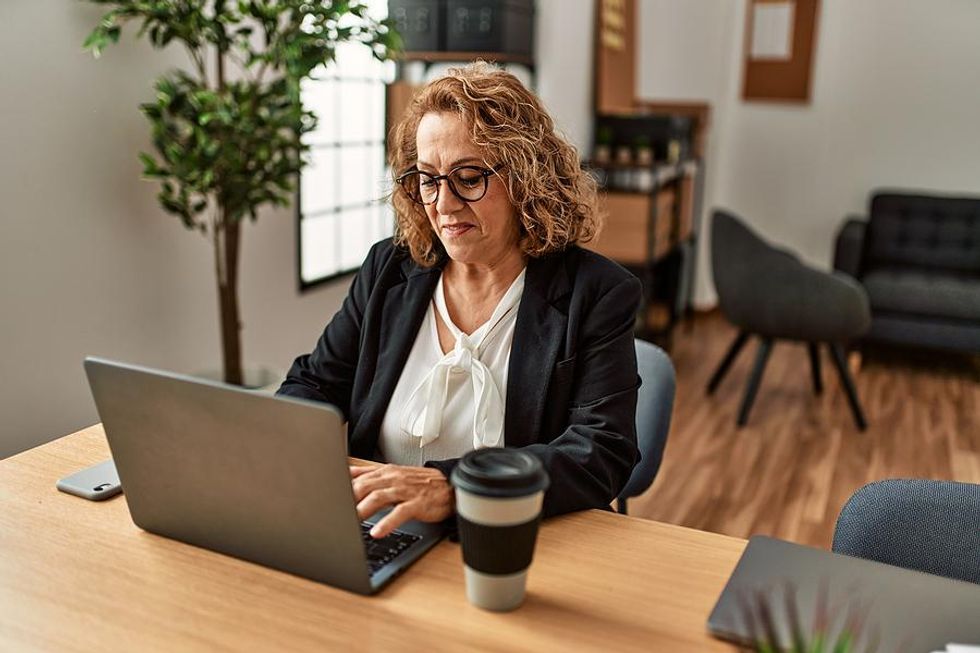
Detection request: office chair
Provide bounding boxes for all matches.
[833,479,980,585]
[707,210,871,429]
[617,339,676,515]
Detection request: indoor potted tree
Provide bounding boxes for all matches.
[83,0,400,385]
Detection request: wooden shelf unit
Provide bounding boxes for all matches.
[586,108,706,345]
[588,166,696,266]
[591,0,709,346]
[585,160,699,340]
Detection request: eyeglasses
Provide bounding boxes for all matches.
[397,165,504,206]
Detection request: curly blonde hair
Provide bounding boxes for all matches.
[389,61,601,266]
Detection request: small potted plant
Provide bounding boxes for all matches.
[594,125,614,165]
[614,142,633,166]
[633,133,654,166]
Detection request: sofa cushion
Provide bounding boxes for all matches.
[867,193,980,274]
[863,268,980,321]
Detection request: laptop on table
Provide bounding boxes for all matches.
[83,357,444,595]
[708,536,980,652]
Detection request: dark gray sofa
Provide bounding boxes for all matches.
[834,192,980,353]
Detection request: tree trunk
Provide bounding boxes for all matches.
[213,48,243,385]
[216,216,243,386]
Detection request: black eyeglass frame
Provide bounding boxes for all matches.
[396,164,506,206]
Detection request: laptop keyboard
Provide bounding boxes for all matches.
[361,522,422,575]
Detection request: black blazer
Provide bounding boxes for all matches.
[277,238,642,518]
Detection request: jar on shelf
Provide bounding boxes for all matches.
[594,125,614,165]
[634,135,654,167]
[615,145,632,166]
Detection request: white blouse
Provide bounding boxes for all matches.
[378,269,526,466]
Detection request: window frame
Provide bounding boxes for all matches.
[296,42,393,292]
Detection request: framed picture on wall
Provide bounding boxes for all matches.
[742,0,821,103]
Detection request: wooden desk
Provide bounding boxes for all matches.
[0,426,745,652]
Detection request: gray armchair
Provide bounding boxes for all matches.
[708,210,871,428]
[833,479,980,585]
[617,339,675,515]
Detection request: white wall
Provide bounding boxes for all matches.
[535,0,596,152]
[638,0,736,104]
[639,0,980,305]
[0,2,349,458]
[637,0,739,307]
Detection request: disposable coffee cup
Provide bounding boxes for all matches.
[450,448,549,611]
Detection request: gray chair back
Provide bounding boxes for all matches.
[833,479,980,585]
[618,339,675,503]
[711,210,871,341]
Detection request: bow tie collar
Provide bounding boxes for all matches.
[400,270,526,449]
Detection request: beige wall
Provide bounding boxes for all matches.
[639,0,980,305]
[535,0,595,153]
[637,0,738,308]
[0,2,349,458]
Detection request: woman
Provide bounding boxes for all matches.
[278,62,641,539]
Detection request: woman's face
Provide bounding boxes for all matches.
[415,111,521,267]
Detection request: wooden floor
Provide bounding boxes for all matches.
[630,312,980,549]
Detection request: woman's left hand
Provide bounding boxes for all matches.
[350,463,455,538]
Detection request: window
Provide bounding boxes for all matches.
[298,5,394,289]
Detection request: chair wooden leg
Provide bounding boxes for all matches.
[737,338,773,427]
[829,343,867,431]
[707,331,750,395]
[808,342,823,395]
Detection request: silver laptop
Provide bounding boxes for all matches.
[83,357,445,595]
[708,536,980,651]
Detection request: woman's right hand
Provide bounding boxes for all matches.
[349,463,455,539]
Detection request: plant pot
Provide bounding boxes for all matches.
[593,144,612,165]
[615,145,633,166]
[634,146,654,167]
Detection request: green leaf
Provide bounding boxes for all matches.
[84,0,402,231]
[138,151,159,174]
[81,29,103,54]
